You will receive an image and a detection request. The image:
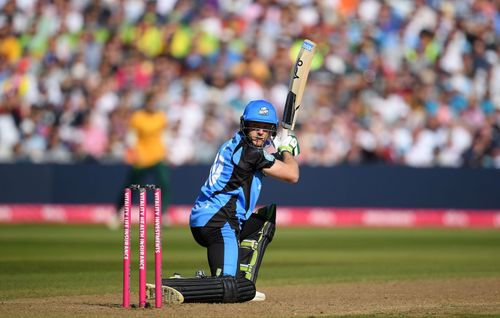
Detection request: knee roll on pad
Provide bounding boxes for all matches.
[239,204,276,283]
[162,276,255,303]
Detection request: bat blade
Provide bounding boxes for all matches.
[282,39,317,130]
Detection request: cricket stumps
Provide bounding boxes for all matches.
[123,184,163,309]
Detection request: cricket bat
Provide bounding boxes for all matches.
[282,39,317,131]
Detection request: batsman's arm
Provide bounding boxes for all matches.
[263,152,299,183]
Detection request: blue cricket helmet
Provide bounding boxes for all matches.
[241,100,278,125]
[240,100,278,143]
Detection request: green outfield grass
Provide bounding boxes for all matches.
[1,225,499,298]
[0,225,499,317]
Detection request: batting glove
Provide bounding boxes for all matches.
[277,132,300,156]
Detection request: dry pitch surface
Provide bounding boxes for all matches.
[1,277,499,318]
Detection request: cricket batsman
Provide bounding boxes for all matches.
[147,99,300,303]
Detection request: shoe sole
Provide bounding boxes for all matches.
[146,283,184,304]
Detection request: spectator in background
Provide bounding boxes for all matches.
[111,91,170,229]
[167,86,204,165]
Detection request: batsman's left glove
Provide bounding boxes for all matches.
[276,131,300,156]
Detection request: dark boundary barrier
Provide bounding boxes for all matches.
[1,163,499,209]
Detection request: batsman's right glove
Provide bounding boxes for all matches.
[277,131,300,156]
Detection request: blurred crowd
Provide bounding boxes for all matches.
[0,0,499,168]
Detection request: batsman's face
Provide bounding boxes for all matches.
[245,121,275,147]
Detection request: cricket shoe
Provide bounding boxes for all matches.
[250,290,266,302]
[146,283,184,304]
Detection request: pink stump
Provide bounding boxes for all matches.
[122,188,131,308]
[154,188,163,308]
[138,188,147,307]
